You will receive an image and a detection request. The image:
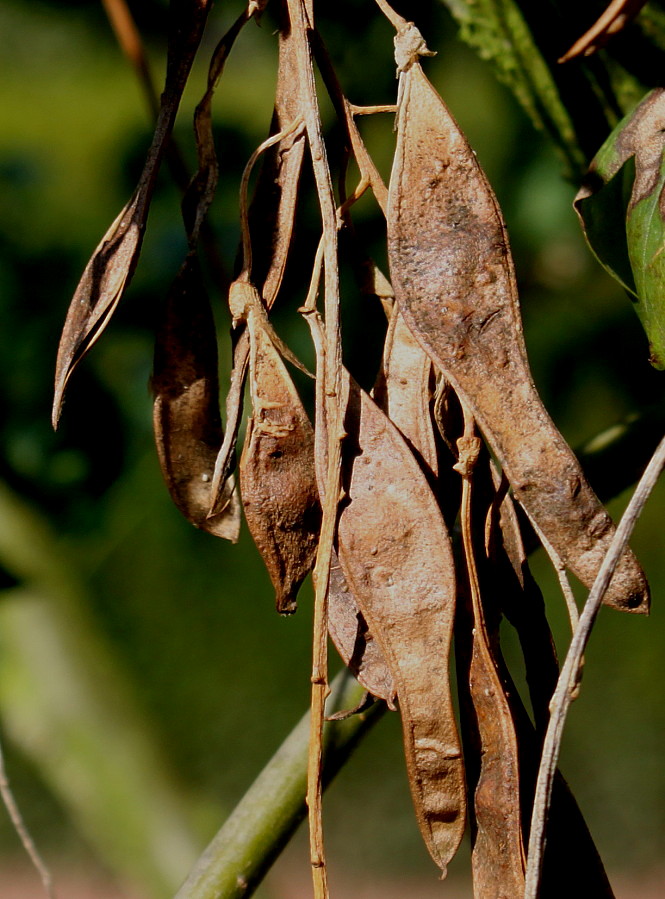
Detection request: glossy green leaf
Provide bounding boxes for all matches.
[575,88,665,368]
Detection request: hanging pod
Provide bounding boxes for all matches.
[386,28,648,613]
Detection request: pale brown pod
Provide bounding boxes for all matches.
[374,309,438,476]
[152,254,240,541]
[335,375,466,876]
[239,312,319,614]
[462,445,614,896]
[326,551,396,704]
[329,308,435,706]
[387,54,648,613]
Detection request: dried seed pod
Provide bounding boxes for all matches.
[387,53,648,613]
[329,307,436,706]
[153,254,240,541]
[454,422,525,897]
[239,292,320,614]
[327,551,396,704]
[463,444,614,896]
[374,309,438,477]
[335,375,466,876]
[53,0,214,426]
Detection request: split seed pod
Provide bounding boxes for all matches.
[209,14,306,510]
[53,0,214,426]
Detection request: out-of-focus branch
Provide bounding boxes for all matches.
[174,671,384,899]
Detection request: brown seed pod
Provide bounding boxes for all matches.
[374,309,438,476]
[209,12,307,511]
[153,253,240,541]
[326,551,396,704]
[387,51,648,613]
[454,416,525,897]
[238,287,320,614]
[335,375,466,876]
[328,307,436,706]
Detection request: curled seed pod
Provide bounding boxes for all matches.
[387,49,648,613]
[153,254,240,541]
[209,14,307,512]
[464,445,614,896]
[454,423,525,897]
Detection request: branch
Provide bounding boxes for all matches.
[174,671,384,899]
[525,433,665,897]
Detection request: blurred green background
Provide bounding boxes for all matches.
[1,1,665,896]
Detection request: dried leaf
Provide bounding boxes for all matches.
[335,375,466,876]
[239,285,320,614]
[559,0,648,62]
[53,0,213,426]
[574,88,665,368]
[152,253,240,542]
[387,53,648,613]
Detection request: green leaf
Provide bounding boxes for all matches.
[575,88,665,369]
[439,0,584,171]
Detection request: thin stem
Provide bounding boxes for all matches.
[285,2,344,895]
[0,737,55,898]
[100,0,159,117]
[238,118,305,275]
[348,103,397,115]
[524,434,665,899]
[311,31,389,213]
[373,0,408,30]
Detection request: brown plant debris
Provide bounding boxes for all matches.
[53,5,652,897]
[386,44,648,613]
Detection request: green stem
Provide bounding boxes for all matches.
[0,483,210,896]
[174,671,384,899]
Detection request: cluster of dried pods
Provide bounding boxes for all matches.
[53,1,649,896]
